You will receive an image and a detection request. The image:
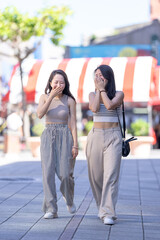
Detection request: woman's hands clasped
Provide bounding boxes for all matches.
[95,77,105,91]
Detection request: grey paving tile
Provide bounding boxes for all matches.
[73,230,109,240]
[0,157,160,240]
[110,231,143,240]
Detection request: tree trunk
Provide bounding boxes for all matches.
[19,60,26,142]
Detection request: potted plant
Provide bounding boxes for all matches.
[128,119,149,136]
[128,119,153,156]
[31,123,45,137]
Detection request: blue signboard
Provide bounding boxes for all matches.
[69,44,160,65]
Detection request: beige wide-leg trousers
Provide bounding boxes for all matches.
[40,124,75,214]
[86,127,122,220]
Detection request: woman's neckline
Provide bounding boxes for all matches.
[53,94,64,101]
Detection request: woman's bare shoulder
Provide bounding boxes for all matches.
[39,93,48,102]
[68,96,76,105]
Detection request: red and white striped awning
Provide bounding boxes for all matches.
[3,56,158,104]
[149,66,160,105]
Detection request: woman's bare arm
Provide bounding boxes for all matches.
[68,97,78,159]
[37,94,53,119]
[68,97,78,146]
[89,91,101,113]
[101,91,124,110]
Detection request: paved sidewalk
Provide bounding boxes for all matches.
[0,151,160,240]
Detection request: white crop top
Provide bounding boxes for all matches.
[93,104,121,122]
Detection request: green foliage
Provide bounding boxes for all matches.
[119,47,137,57]
[38,6,71,45]
[128,119,149,136]
[84,121,93,134]
[0,7,36,41]
[32,123,45,136]
[0,5,71,47]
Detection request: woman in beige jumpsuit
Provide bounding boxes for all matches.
[37,69,78,219]
[86,65,124,225]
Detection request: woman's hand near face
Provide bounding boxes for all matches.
[95,77,105,91]
[49,73,65,98]
[50,86,63,98]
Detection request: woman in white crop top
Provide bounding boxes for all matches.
[86,65,124,225]
[37,69,78,219]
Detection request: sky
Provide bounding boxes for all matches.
[0,0,151,46]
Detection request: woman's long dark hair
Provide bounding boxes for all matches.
[45,69,75,101]
[94,65,116,100]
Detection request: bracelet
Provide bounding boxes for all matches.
[72,146,79,149]
[100,90,106,93]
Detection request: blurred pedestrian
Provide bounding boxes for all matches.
[6,109,23,134]
[37,69,78,219]
[86,65,124,225]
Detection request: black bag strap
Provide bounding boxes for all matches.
[117,102,138,142]
[116,101,126,139]
[122,101,126,138]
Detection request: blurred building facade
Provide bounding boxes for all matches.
[64,0,160,65]
[64,19,160,65]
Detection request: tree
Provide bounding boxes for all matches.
[0,5,71,138]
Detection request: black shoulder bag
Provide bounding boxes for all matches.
[117,102,137,157]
